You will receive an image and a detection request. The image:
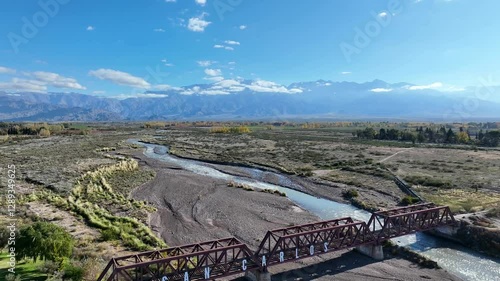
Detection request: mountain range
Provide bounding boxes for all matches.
[1,79,499,121]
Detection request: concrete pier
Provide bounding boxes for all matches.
[245,270,272,281]
[355,244,384,260]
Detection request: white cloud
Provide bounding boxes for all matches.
[370,88,393,93]
[195,0,206,6]
[224,40,240,45]
[86,26,94,31]
[152,84,182,91]
[405,82,443,90]
[341,71,351,75]
[247,80,303,94]
[161,59,174,66]
[214,44,234,51]
[178,78,303,95]
[0,66,16,74]
[32,71,86,90]
[165,0,176,2]
[197,60,215,67]
[112,93,169,99]
[228,61,236,65]
[92,90,106,95]
[378,12,388,18]
[154,28,166,32]
[137,93,168,98]
[0,78,47,92]
[239,25,247,30]
[201,89,230,95]
[89,69,151,89]
[180,86,201,95]
[205,76,224,82]
[188,13,211,32]
[204,68,222,76]
[442,86,465,92]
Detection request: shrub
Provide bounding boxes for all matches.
[5,274,21,281]
[62,261,85,281]
[342,189,359,199]
[39,260,60,275]
[39,128,51,137]
[486,205,500,218]
[401,196,420,206]
[17,221,74,262]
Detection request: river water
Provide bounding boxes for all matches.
[129,140,500,281]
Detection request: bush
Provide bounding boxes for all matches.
[486,205,500,218]
[404,175,453,189]
[100,228,120,241]
[342,189,359,199]
[39,260,60,275]
[17,221,74,262]
[5,274,21,281]
[401,196,420,206]
[62,261,85,281]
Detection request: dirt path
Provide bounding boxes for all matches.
[379,148,414,163]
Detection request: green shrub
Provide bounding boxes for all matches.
[401,196,420,206]
[62,262,85,281]
[404,175,453,188]
[5,274,21,281]
[17,221,74,262]
[342,189,359,199]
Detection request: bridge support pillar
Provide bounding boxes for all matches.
[356,244,384,260]
[245,270,271,281]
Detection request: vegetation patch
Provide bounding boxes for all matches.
[227,181,255,191]
[342,188,359,199]
[420,189,500,213]
[26,159,164,251]
[260,189,287,197]
[404,175,454,189]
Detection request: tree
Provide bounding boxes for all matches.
[478,129,485,140]
[16,222,74,262]
[480,131,500,147]
[445,128,456,143]
[417,132,425,143]
[379,128,387,140]
[39,128,51,137]
[457,131,470,144]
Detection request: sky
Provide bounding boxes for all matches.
[0,0,499,98]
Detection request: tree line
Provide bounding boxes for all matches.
[0,122,89,137]
[355,126,500,147]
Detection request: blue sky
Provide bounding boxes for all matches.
[0,0,499,97]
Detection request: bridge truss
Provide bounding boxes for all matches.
[97,203,455,281]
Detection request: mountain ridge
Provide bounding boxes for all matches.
[1,80,499,121]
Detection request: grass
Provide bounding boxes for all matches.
[23,158,164,251]
[420,189,500,213]
[0,252,46,281]
[485,204,500,218]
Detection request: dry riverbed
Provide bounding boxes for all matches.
[128,148,462,281]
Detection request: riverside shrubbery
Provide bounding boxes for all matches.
[27,159,165,251]
[210,126,251,134]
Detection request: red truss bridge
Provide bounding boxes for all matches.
[97,203,455,281]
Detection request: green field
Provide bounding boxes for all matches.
[0,252,46,281]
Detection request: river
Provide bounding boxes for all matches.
[129,139,500,281]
